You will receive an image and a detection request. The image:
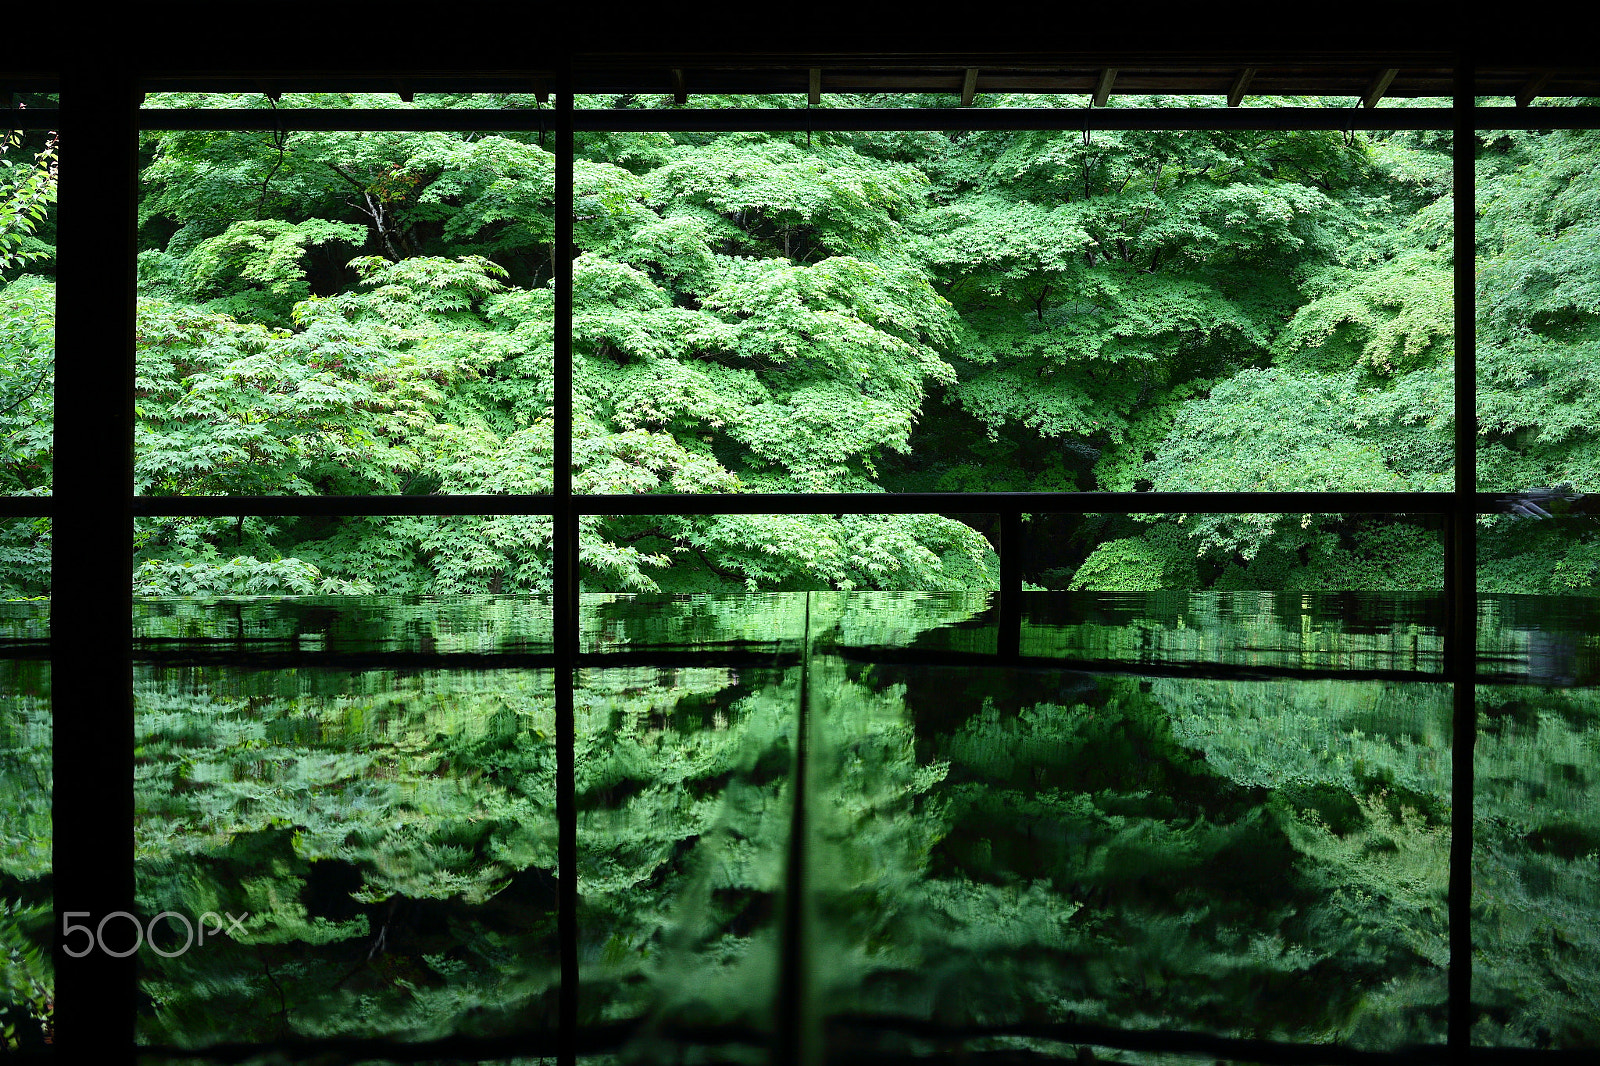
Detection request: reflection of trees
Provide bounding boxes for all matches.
[578,664,797,1033]
[1474,687,1600,1046]
[811,670,1452,1046]
[0,661,50,1052]
[127,655,799,1047]
[4,599,1597,1052]
[132,665,564,1045]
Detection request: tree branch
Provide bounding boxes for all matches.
[0,360,50,418]
[612,525,668,546]
[694,546,746,585]
[254,110,290,221]
[321,157,366,191]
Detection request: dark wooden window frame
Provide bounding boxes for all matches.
[6,51,1597,1065]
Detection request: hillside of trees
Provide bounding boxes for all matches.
[4,93,1600,596]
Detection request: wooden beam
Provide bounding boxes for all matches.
[54,56,140,1064]
[1227,67,1256,107]
[808,68,820,105]
[1517,69,1553,108]
[961,67,979,107]
[671,67,686,106]
[1362,68,1399,109]
[396,80,413,104]
[1093,68,1117,106]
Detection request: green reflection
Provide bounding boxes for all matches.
[581,591,993,655]
[135,665,560,1047]
[1474,684,1600,1048]
[578,665,796,1041]
[135,594,553,654]
[0,659,49,1053]
[1022,590,1445,674]
[808,662,1451,1050]
[108,591,1600,1054]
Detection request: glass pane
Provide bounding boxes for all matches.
[133,513,557,599]
[1478,511,1600,684]
[138,1057,568,1066]
[0,658,50,1055]
[0,558,48,1056]
[1473,510,1598,1047]
[1024,513,1446,593]
[1022,513,1446,673]
[1481,94,1600,108]
[807,590,995,656]
[809,660,1451,1049]
[582,589,994,660]
[574,88,1423,111]
[579,1051,764,1066]
[822,1039,1352,1066]
[1474,684,1600,1048]
[0,516,49,602]
[136,125,553,496]
[577,660,794,1064]
[582,591,811,656]
[573,120,1451,498]
[134,594,554,656]
[0,531,45,1058]
[135,655,560,1048]
[576,513,996,596]
[1479,506,1600,594]
[1478,599,1600,688]
[133,592,557,1049]
[1477,125,1600,494]
[2,123,55,497]
[579,91,819,110]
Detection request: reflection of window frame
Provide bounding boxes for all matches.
[16,52,1598,1064]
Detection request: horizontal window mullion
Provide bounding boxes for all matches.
[0,107,59,129]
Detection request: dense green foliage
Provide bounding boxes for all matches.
[6,94,1600,596]
[0,128,54,595]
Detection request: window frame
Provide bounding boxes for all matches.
[11,51,1597,1065]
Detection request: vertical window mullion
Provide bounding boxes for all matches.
[553,60,579,1066]
[51,61,138,1064]
[1448,54,1479,1064]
